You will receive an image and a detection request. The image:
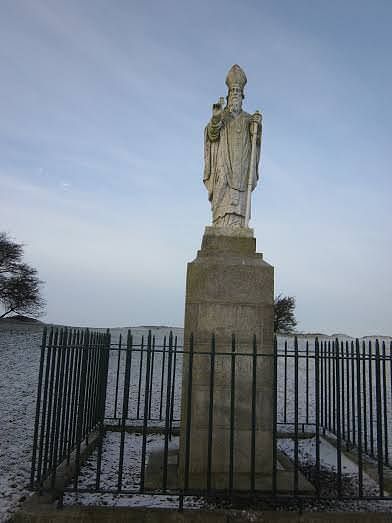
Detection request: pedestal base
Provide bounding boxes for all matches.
[179,226,275,490]
[145,446,314,494]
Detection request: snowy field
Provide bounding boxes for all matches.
[1,322,392,521]
[0,321,44,522]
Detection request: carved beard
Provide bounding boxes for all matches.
[228,96,242,115]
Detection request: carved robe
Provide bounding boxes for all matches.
[203,109,261,227]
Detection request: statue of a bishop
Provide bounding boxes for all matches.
[203,64,262,227]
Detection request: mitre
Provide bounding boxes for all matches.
[225,64,247,90]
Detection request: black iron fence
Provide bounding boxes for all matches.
[30,327,110,492]
[277,337,392,499]
[30,328,392,508]
[104,331,181,427]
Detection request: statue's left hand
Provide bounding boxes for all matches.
[250,111,262,136]
[251,111,262,125]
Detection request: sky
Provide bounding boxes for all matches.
[0,0,391,336]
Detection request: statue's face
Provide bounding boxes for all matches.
[228,86,243,114]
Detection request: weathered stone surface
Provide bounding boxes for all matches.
[204,225,254,238]
[179,228,274,490]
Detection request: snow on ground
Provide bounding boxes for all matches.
[0,322,44,522]
[64,432,203,510]
[1,325,392,521]
[275,437,392,512]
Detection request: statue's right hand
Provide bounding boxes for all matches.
[212,102,223,121]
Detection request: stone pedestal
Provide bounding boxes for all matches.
[179,226,275,490]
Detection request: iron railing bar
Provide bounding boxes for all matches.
[59,328,72,461]
[95,334,106,490]
[36,327,53,486]
[113,334,122,419]
[140,331,152,491]
[361,340,367,454]
[207,333,216,492]
[272,335,278,496]
[315,337,321,497]
[375,339,384,495]
[229,333,236,493]
[73,329,89,490]
[335,339,342,497]
[369,340,374,456]
[283,340,288,424]
[136,335,144,420]
[51,328,68,487]
[305,340,309,426]
[169,336,178,440]
[294,336,299,495]
[48,328,63,478]
[30,326,48,488]
[350,340,356,447]
[183,333,194,499]
[162,332,173,490]
[328,341,331,433]
[355,339,363,497]
[382,340,389,466]
[332,340,336,434]
[159,335,167,421]
[118,330,132,491]
[345,341,350,449]
[340,341,345,442]
[148,335,156,419]
[320,341,324,431]
[66,330,77,463]
[71,330,83,450]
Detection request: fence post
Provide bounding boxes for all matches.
[207,333,216,492]
[30,326,48,489]
[229,333,236,493]
[362,340,367,454]
[50,328,67,487]
[118,330,132,491]
[335,339,342,497]
[96,329,111,490]
[181,332,194,510]
[169,336,178,439]
[382,340,389,466]
[65,329,77,464]
[250,334,257,495]
[293,336,299,495]
[283,339,288,424]
[59,329,72,463]
[315,337,321,497]
[140,330,152,491]
[136,335,145,420]
[340,341,345,442]
[162,331,173,490]
[37,327,54,486]
[73,329,90,490]
[369,340,374,456]
[345,341,350,448]
[375,339,384,496]
[159,335,167,421]
[355,339,363,497]
[272,335,278,496]
[113,334,122,420]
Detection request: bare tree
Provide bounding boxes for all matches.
[0,232,45,319]
[274,294,297,333]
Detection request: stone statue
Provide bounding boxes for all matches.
[203,64,262,228]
